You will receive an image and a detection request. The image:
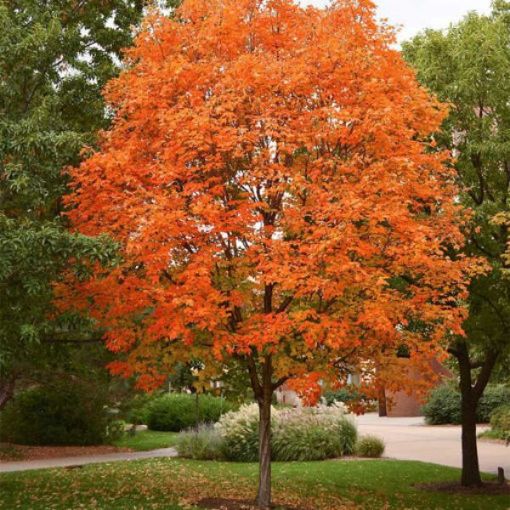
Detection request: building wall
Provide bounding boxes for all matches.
[386,359,453,417]
[275,385,301,407]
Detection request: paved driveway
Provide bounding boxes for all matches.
[355,413,510,475]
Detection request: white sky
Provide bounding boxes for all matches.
[305,0,492,42]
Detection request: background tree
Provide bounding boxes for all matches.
[62,0,475,506]
[0,0,145,408]
[403,1,510,487]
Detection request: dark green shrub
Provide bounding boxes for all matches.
[105,420,126,442]
[423,383,510,425]
[324,387,367,405]
[355,435,385,458]
[146,393,234,432]
[422,384,461,425]
[477,386,510,423]
[490,405,510,434]
[120,393,154,425]
[0,380,110,446]
[176,425,225,460]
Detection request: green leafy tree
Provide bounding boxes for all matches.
[403,1,510,487]
[0,0,144,407]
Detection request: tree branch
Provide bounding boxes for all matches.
[42,336,103,345]
[272,376,289,391]
[246,353,262,399]
[276,295,293,314]
[473,350,498,401]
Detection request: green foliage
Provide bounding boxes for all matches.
[176,425,225,460]
[168,362,198,393]
[423,384,510,424]
[422,384,462,425]
[490,405,510,438]
[323,387,371,407]
[105,420,126,443]
[355,435,385,458]
[336,415,358,455]
[403,1,510,386]
[0,0,143,398]
[0,380,111,445]
[477,385,510,422]
[146,393,234,432]
[215,404,357,462]
[118,392,154,426]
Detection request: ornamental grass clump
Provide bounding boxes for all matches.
[176,424,225,460]
[215,403,357,462]
[355,435,385,458]
[215,404,260,462]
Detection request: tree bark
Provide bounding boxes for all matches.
[453,342,497,487]
[456,342,482,486]
[255,354,274,509]
[378,386,387,417]
[460,395,482,487]
[256,391,272,509]
[0,375,16,410]
[246,351,275,509]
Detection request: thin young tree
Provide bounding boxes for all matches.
[63,0,476,506]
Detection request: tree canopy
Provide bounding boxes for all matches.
[61,0,478,505]
[403,0,510,486]
[0,0,143,406]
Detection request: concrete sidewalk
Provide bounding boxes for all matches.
[355,413,510,475]
[0,447,178,473]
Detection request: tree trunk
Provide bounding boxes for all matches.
[246,351,275,509]
[378,386,387,417]
[0,375,16,410]
[256,393,272,509]
[460,395,482,486]
[456,343,483,487]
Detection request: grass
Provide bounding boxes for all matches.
[113,430,179,451]
[0,457,506,509]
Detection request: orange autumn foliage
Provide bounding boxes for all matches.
[61,0,478,399]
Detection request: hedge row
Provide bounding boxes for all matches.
[423,384,510,425]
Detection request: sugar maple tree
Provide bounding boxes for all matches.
[62,0,478,506]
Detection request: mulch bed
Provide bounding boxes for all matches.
[416,481,510,496]
[196,498,308,510]
[0,443,131,462]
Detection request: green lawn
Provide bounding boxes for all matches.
[0,458,505,509]
[113,430,179,451]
